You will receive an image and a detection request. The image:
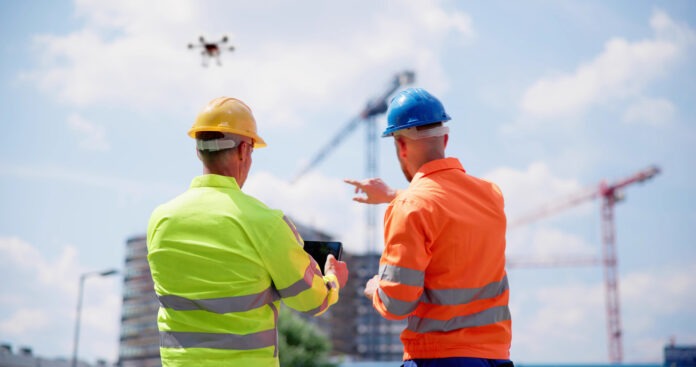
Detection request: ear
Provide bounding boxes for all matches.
[395,137,408,158]
[237,141,247,161]
[444,134,449,149]
[239,141,249,161]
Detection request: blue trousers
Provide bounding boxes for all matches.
[402,357,514,367]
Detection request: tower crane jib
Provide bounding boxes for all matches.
[290,70,415,185]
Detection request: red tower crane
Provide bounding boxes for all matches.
[508,165,661,364]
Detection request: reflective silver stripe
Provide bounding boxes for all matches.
[377,288,419,316]
[158,288,279,314]
[377,276,509,316]
[160,329,276,350]
[422,275,509,305]
[269,303,279,357]
[158,262,323,313]
[278,261,322,298]
[295,274,336,316]
[407,305,511,333]
[298,296,329,316]
[379,264,424,287]
[282,215,303,245]
[296,278,336,316]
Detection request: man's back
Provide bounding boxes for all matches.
[148,174,340,367]
[149,176,278,296]
[148,175,284,366]
[377,158,511,360]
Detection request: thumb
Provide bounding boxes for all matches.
[325,254,336,270]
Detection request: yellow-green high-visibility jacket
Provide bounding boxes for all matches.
[146,174,340,367]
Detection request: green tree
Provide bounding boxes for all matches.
[278,306,337,367]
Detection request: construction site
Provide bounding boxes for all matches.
[1,2,694,367]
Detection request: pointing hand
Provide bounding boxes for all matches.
[343,178,397,204]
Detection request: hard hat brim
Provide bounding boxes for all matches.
[381,114,451,137]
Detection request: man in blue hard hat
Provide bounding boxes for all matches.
[344,88,513,367]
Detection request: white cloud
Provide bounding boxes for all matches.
[68,113,110,151]
[0,236,42,269]
[245,170,384,254]
[519,10,695,121]
[0,162,181,204]
[0,236,121,361]
[510,265,696,363]
[511,280,606,362]
[507,226,597,264]
[22,1,474,128]
[0,309,50,335]
[484,163,600,266]
[623,97,675,126]
[0,236,81,305]
[622,269,696,322]
[483,162,586,220]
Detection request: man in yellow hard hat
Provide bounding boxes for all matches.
[147,97,349,367]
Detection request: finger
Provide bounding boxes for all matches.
[325,254,336,268]
[353,197,368,203]
[343,179,359,187]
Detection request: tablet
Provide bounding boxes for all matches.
[303,241,343,274]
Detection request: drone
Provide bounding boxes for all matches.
[187,35,235,67]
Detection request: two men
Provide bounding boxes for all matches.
[147,88,512,366]
[345,88,513,367]
[147,97,348,367]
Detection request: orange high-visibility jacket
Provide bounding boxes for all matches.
[373,158,511,360]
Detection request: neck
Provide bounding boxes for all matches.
[203,160,244,185]
[408,138,446,173]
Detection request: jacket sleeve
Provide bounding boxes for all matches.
[257,215,339,316]
[372,198,432,320]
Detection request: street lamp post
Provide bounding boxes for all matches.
[71,269,119,367]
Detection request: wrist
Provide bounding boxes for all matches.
[323,273,340,291]
[389,189,400,201]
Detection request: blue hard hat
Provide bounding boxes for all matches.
[382,88,451,137]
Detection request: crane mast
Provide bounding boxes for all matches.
[509,165,660,364]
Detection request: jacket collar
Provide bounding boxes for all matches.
[411,157,465,182]
[190,174,241,190]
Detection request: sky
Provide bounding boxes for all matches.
[0,0,695,364]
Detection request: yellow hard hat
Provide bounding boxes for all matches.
[188,97,267,148]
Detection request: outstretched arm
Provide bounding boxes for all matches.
[343,178,398,204]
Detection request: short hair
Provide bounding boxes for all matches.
[196,131,236,166]
[196,131,225,140]
[415,122,443,131]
